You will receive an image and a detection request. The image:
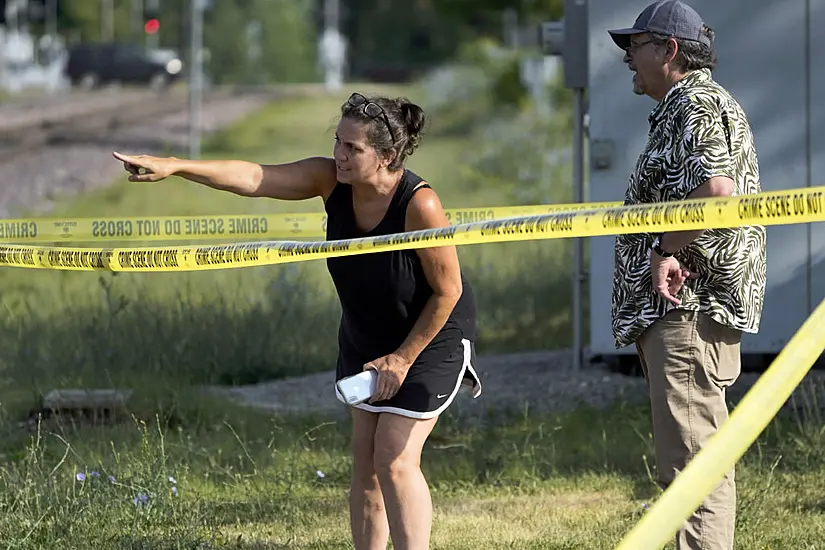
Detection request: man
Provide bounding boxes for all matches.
[607,1,767,549]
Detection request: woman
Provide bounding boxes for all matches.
[112,91,482,550]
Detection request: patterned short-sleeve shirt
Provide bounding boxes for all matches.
[611,68,767,349]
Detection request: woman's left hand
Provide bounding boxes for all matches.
[365,353,412,403]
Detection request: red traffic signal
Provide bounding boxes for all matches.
[144,18,160,35]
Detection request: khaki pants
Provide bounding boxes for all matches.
[635,309,742,550]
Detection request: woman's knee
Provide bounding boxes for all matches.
[373,439,418,481]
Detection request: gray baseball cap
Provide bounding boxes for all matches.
[607,0,711,50]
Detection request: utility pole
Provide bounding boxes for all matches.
[540,0,590,371]
[323,0,339,29]
[45,0,57,39]
[131,0,143,41]
[0,4,6,93]
[320,0,346,91]
[568,0,589,373]
[100,0,114,42]
[188,0,205,159]
[502,8,518,49]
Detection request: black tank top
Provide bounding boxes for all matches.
[325,169,477,365]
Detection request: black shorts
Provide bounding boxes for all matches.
[334,338,482,419]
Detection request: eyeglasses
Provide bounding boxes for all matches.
[346,93,396,144]
[626,38,657,54]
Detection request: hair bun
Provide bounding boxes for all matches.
[400,102,425,136]
[398,100,426,154]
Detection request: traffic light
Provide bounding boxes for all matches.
[143,6,160,35]
[144,17,159,35]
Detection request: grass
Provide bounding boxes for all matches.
[1,394,824,548]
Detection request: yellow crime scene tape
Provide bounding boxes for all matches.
[614,295,825,550]
[0,202,619,243]
[0,185,821,272]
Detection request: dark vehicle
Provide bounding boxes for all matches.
[64,42,183,90]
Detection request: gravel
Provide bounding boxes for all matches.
[205,350,825,428]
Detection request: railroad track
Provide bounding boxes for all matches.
[0,88,174,132]
[0,86,275,164]
[0,88,116,118]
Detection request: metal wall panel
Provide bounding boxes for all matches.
[587,0,810,355]
[809,0,825,317]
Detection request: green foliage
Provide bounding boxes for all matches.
[341,2,457,81]
[429,0,564,36]
[421,39,572,206]
[55,0,133,43]
[201,1,251,83]
[203,0,318,85]
[259,0,319,83]
[491,57,530,109]
[433,0,563,19]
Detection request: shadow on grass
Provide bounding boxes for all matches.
[425,399,663,504]
[798,497,825,515]
[106,535,299,550]
[201,495,345,528]
[108,536,353,550]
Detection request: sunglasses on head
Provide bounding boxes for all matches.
[347,93,396,144]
